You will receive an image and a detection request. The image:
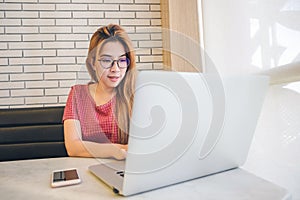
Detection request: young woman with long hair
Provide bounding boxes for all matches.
[63,24,137,160]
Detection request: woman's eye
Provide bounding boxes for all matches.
[119,58,127,63]
[101,59,112,63]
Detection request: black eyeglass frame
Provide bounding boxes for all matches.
[98,57,130,69]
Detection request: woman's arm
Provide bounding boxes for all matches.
[64,119,127,160]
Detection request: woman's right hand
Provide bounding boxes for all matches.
[113,144,128,160]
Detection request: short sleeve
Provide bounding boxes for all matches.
[63,86,79,122]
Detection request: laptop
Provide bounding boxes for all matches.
[88,70,269,196]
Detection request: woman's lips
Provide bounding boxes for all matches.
[108,75,120,82]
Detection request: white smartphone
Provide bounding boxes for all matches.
[51,168,81,188]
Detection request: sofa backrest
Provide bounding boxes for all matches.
[0,106,68,161]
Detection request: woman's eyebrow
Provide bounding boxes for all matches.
[99,54,126,58]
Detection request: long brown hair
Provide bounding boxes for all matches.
[86,24,137,144]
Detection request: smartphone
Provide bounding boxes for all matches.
[51,168,81,188]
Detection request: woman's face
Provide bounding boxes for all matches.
[95,41,128,91]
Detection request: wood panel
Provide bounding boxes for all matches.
[161,0,203,72]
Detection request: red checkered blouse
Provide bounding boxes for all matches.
[63,84,118,143]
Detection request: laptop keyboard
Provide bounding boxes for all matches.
[116,171,124,177]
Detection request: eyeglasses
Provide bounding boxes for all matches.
[98,57,130,69]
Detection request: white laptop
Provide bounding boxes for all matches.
[88,70,269,196]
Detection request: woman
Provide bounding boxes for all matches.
[63,24,137,160]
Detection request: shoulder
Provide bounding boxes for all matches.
[71,84,88,90]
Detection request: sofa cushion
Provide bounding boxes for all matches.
[0,106,68,161]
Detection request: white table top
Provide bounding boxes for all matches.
[0,157,292,200]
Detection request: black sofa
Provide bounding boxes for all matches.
[0,106,68,161]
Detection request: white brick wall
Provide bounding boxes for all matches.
[0,0,162,108]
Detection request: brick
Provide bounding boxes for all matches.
[40,11,71,18]
[0,81,24,89]
[128,33,150,41]
[122,26,135,33]
[59,80,77,87]
[0,50,22,57]
[150,5,161,11]
[56,34,88,41]
[9,58,42,65]
[5,27,38,34]
[73,26,98,34]
[73,11,104,18]
[56,19,87,26]
[56,4,88,10]
[76,56,86,64]
[23,34,55,42]
[0,74,9,81]
[43,57,76,65]
[103,0,132,3]
[24,65,56,72]
[10,73,43,81]
[45,88,70,96]
[120,5,149,11]
[152,48,162,55]
[151,33,162,40]
[135,48,151,55]
[136,12,161,19]
[105,12,135,19]
[11,89,43,97]
[0,19,21,26]
[72,0,103,2]
[139,55,162,62]
[0,43,7,49]
[0,42,7,49]
[4,0,37,2]
[40,26,72,33]
[153,62,163,69]
[88,19,119,26]
[88,4,119,11]
[5,11,38,18]
[77,71,90,80]
[135,0,160,3]
[0,97,24,106]
[75,41,90,48]
[0,3,21,10]
[0,90,9,97]
[43,42,74,49]
[23,4,55,10]
[9,42,41,49]
[0,65,23,73]
[57,49,87,57]
[23,49,56,57]
[58,95,68,104]
[26,80,58,88]
[139,40,162,48]
[121,19,150,26]
[39,0,70,2]
[151,19,161,26]
[136,26,161,33]
[0,35,21,42]
[25,96,58,104]
[0,58,8,66]
[137,62,153,70]
[22,19,55,26]
[44,72,76,80]
[57,64,83,72]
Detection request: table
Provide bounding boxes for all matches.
[0,157,292,200]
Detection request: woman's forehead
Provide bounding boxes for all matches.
[99,40,126,57]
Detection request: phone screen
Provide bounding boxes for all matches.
[53,169,79,182]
